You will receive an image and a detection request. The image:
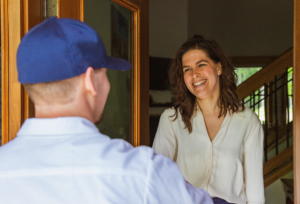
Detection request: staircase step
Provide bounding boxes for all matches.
[264,146,293,176]
[264,159,293,188]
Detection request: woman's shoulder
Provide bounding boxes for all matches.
[235,105,261,124]
[160,107,181,121]
[164,107,176,115]
[161,107,176,117]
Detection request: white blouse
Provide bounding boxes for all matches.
[152,106,265,204]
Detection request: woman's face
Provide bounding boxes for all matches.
[182,49,222,101]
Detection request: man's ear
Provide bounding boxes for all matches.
[84,67,97,96]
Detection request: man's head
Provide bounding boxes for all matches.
[16,17,131,123]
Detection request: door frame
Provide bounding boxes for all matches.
[293,1,300,203]
[111,0,141,147]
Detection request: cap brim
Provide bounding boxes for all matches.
[104,56,132,71]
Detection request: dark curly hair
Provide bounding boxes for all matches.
[169,35,244,133]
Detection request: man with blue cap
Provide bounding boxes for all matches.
[0,17,212,204]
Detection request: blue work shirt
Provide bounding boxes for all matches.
[0,117,212,204]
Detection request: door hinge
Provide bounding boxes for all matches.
[43,0,58,20]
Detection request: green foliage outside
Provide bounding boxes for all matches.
[235,67,262,86]
[235,67,293,123]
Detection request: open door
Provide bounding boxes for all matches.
[1,0,149,147]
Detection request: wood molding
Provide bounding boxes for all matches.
[111,0,149,147]
[264,159,293,188]
[294,0,300,203]
[264,146,293,176]
[1,0,40,145]
[23,0,42,120]
[6,0,23,143]
[79,0,84,21]
[112,0,139,10]
[228,56,279,67]
[236,48,293,101]
[1,0,9,145]
[126,0,139,5]
[59,0,82,20]
[112,0,141,147]
[137,0,149,146]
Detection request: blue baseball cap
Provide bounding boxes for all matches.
[17,17,131,84]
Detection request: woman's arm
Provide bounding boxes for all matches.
[152,109,177,161]
[243,113,265,204]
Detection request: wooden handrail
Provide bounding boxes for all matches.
[264,159,293,188]
[264,145,293,176]
[263,146,293,187]
[236,48,293,101]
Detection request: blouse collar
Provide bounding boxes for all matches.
[195,102,246,118]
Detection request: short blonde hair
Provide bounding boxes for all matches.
[23,76,80,105]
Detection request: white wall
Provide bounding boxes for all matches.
[265,170,293,204]
[149,0,188,58]
[188,0,293,57]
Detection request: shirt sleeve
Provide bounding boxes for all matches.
[243,113,265,204]
[152,109,177,160]
[145,152,213,204]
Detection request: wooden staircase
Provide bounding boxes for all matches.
[264,146,293,187]
[236,47,293,188]
[237,48,293,101]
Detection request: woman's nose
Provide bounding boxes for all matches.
[192,69,199,78]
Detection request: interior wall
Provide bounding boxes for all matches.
[149,0,188,58]
[188,0,293,57]
[265,170,293,204]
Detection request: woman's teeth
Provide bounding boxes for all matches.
[193,79,206,86]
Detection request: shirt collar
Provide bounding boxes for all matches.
[17,117,100,136]
[195,102,246,118]
[234,111,246,118]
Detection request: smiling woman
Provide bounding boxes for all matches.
[182,49,221,107]
[168,35,243,133]
[152,35,265,204]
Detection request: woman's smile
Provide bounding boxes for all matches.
[193,79,207,87]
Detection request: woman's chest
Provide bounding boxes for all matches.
[173,114,249,158]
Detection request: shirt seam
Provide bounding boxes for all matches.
[17,132,100,137]
[0,168,146,179]
[166,109,178,161]
[247,203,264,204]
[143,152,152,204]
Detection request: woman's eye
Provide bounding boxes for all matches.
[184,68,190,72]
[199,64,205,67]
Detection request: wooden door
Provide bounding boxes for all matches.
[1,0,149,147]
[294,1,300,203]
[1,0,44,144]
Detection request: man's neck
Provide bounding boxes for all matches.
[34,101,94,123]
